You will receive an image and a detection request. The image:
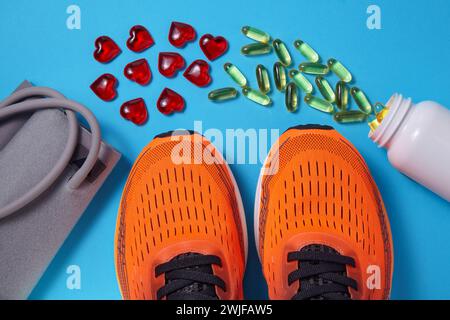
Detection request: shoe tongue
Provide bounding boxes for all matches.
[166,253,218,300]
[298,244,351,300]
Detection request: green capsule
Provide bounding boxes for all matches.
[299,62,329,75]
[224,63,247,87]
[293,39,319,63]
[273,39,292,67]
[241,26,270,43]
[333,110,368,123]
[327,58,352,83]
[242,87,271,106]
[288,70,313,94]
[315,77,335,103]
[241,43,272,56]
[335,81,349,110]
[273,62,287,92]
[256,64,271,94]
[208,87,238,102]
[350,87,372,114]
[304,94,334,113]
[285,82,298,112]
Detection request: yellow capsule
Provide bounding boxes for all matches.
[273,39,292,67]
[374,102,390,122]
[256,64,271,94]
[368,114,381,132]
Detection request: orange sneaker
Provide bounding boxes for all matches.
[115,131,247,300]
[255,125,393,300]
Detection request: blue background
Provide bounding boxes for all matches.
[1,0,449,300]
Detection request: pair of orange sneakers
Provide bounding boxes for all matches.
[114,125,393,300]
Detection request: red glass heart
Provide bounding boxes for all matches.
[168,22,196,48]
[199,34,228,61]
[158,52,185,77]
[90,73,118,101]
[120,98,148,125]
[157,88,185,115]
[183,60,211,87]
[127,25,154,52]
[94,36,121,63]
[124,59,151,85]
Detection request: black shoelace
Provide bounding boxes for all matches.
[155,253,226,300]
[288,245,358,300]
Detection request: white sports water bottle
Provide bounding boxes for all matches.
[369,93,450,201]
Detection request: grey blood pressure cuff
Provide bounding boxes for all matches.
[0,81,121,299]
